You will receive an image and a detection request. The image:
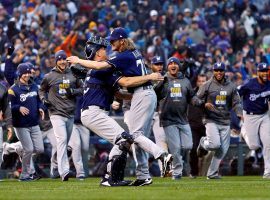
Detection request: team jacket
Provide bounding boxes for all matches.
[155,73,196,127]
[238,78,270,114]
[0,83,12,128]
[39,66,82,118]
[8,81,44,128]
[196,76,243,125]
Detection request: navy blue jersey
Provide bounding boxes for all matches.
[107,49,147,76]
[238,78,270,114]
[82,68,121,111]
[8,82,44,128]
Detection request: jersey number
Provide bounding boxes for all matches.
[136,59,148,76]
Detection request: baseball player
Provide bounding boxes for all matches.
[150,56,169,176]
[8,63,45,181]
[67,29,173,186]
[196,62,243,179]
[238,63,270,179]
[74,35,165,186]
[39,50,83,181]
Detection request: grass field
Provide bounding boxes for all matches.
[0,176,270,200]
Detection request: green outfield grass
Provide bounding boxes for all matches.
[0,176,269,200]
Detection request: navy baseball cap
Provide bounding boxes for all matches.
[213,62,226,71]
[167,57,182,67]
[55,50,67,62]
[151,56,164,64]
[109,27,128,41]
[17,63,32,78]
[257,62,269,71]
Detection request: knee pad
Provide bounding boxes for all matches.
[115,132,134,145]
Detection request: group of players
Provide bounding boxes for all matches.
[0,27,270,186]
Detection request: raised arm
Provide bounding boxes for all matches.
[67,56,111,70]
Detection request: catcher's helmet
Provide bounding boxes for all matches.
[85,36,110,60]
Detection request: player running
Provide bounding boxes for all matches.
[238,63,270,179]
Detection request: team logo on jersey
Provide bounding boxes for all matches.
[249,91,270,101]
[59,79,70,95]
[170,83,182,99]
[20,91,37,102]
[215,91,227,105]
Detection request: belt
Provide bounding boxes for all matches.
[130,85,153,93]
[81,105,109,112]
[245,110,267,115]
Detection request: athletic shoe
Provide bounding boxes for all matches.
[160,153,173,177]
[30,173,42,181]
[77,176,85,181]
[100,178,132,187]
[129,178,153,186]
[172,175,181,180]
[263,174,270,179]
[19,177,33,182]
[62,172,70,181]
[197,139,208,158]
[189,174,197,179]
[207,175,222,180]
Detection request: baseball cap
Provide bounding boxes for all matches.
[150,10,158,17]
[17,63,32,78]
[184,8,191,13]
[55,50,67,62]
[167,57,182,67]
[109,27,128,41]
[151,56,164,64]
[213,62,226,71]
[257,62,269,71]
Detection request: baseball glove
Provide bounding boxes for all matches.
[70,65,88,79]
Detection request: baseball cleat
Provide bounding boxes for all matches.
[62,172,70,181]
[100,179,131,187]
[263,174,270,179]
[129,178,153,186]
[207,175,222,180]
[161,153,173,177]
[30,173,42,181]
[19,177,33,182]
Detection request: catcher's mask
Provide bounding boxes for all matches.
[85,36,110,60]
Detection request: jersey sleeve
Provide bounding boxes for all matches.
[107,53,127,71]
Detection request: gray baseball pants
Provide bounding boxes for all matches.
[14,125,44,179]
[81,105,124,174]
[200,123,230,177]
[241,111,270,176]
[68,124,90,178]
[125,88,165,180]
[164,124,193,177]
[50,115,74,178]
[0,127,3,166]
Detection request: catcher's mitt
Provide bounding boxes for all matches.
[70,65,88,79]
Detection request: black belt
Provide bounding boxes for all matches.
[245,110,267,115]
[81,106,109,112]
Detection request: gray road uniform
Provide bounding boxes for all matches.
[39,66,82,180]
[155,73,197,178]
[196,77,242,178]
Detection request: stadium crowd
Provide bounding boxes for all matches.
[0,0,270,182]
